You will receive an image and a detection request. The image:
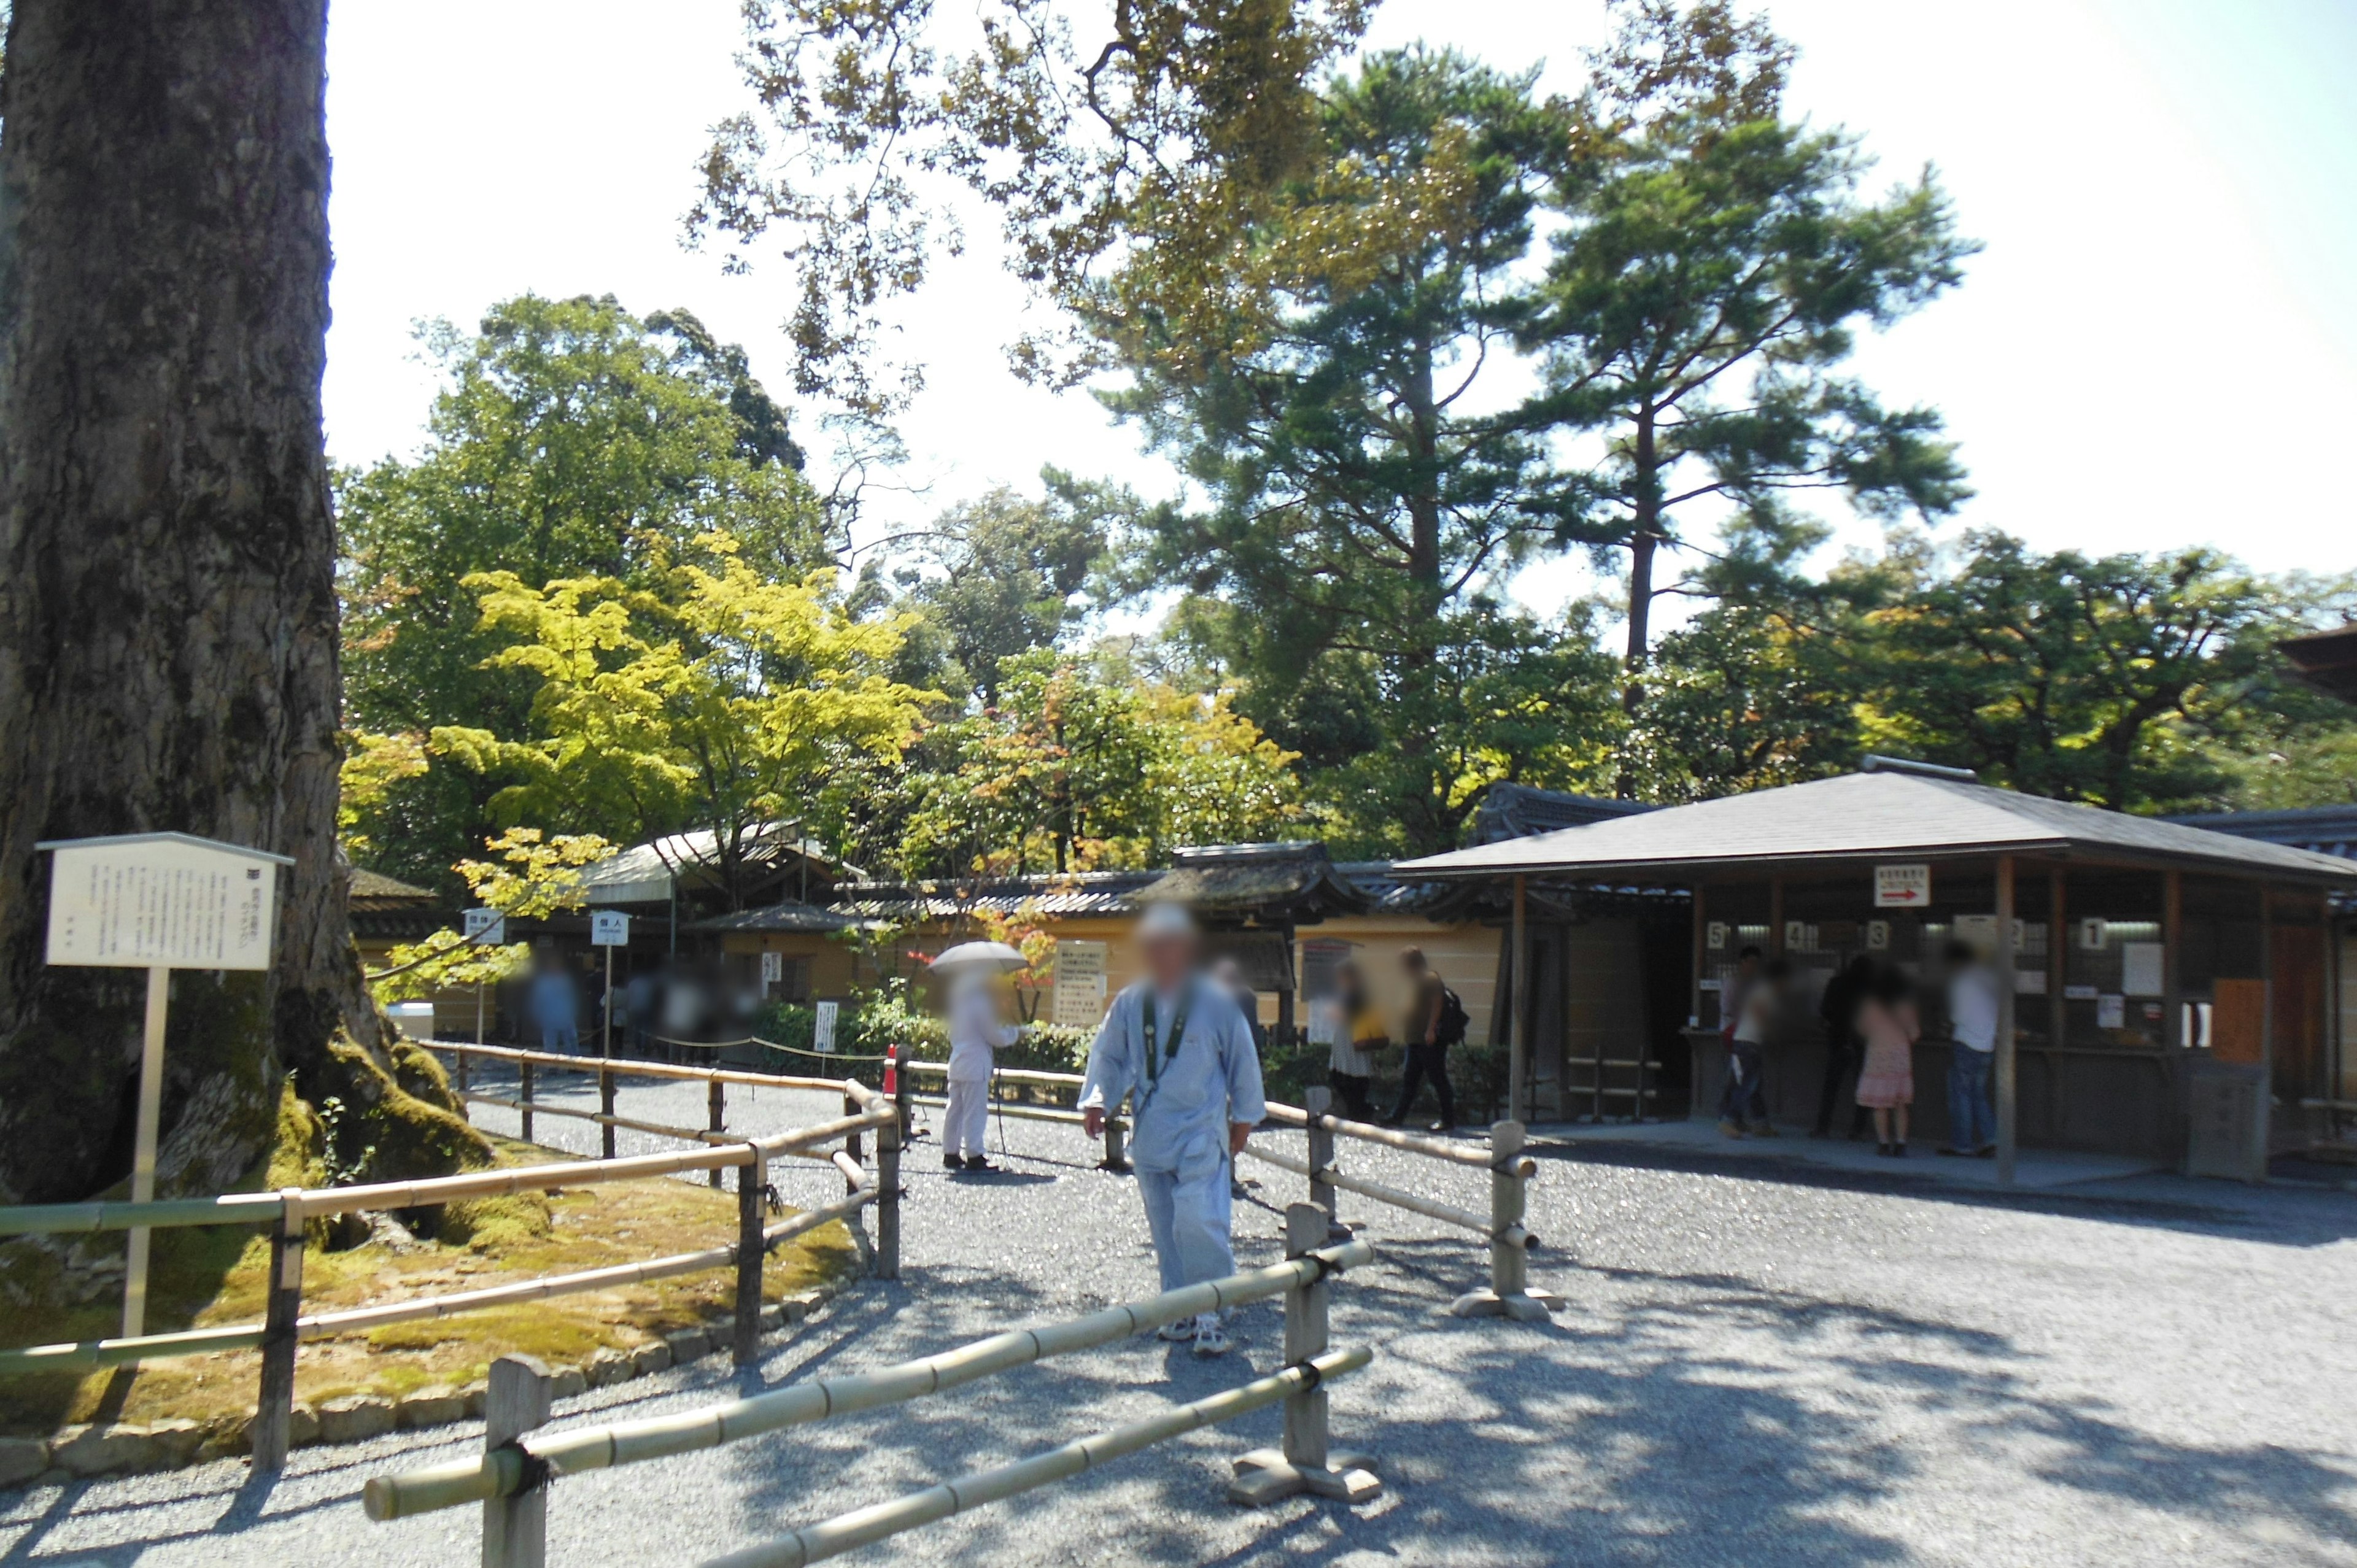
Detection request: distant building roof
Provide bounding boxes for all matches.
[349,867,437,906]
[2167,805,2357,863]
[1469,783,1653,844]
[2278,624,2357,704]
[579,825,851,905]
[1398,771,2357,884]
[686,901,868,935]
[829,870,1160,923]
[1136,842,1372,923]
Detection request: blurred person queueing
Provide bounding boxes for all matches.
[1855,963,1921,1156]
[942,963,1018,1173]
[1813,954,1876,1140]
[1719,953,1786,1138]
[1209,956,1267,1054]
[1326,957,1384,1121]
[1385,946,1463,1132]
[527,949,580,1055]
[1941,940,2000,1157]
[1079,903,1266,1356]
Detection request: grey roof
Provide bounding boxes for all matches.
[1136,841,1371,919]
[349,868,438,905]
[1469,783,1653,844]
[687,901,866,935]
[829,870,1159,922]
[2165,805,2357,862]
[1396,771,2357,884]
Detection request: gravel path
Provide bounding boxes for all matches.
[6,1063,2354,1567]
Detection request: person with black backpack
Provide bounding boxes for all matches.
[1385,946,1463,1132]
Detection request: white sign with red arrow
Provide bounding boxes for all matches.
[1875,863,1932,908]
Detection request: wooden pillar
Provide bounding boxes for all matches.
[2163,870,2184,1049]
[598,1066,616,1161]
[1275,921,1296,1045]
[1304,1086,1341,1235]
[733,1148,767,1367]
[481,1356,553,1568]
[1689,886,1706,1027]
[1509,875,1530,1126]
[875,1078,902,1283]
[249,1194,305,1470]
[2048,869,2068,1052]
[1995,855,2019,1186]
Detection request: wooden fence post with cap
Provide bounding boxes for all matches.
[875,1082,903,1283]
[707,1080,726,1189]
[598,1064,617,1160]
[1229,1202,1381,1505]
[1302,1086,1346,1240]
[842,1091,865,1191]
[1449,1120,1560,1321]
[481,1354,554,1568]
[518,1059,534,1144]
[733,1144,767,1367]
[249,1191,305,1470]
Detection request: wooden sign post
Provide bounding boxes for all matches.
[590,910,629,1059]
[36,832,291,1340]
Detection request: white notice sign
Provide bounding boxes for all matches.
[2096,994,2126,1031]
[761,951,783,985]
[41,832,289,971]
[590,910,630,947]
[2120,941,2164,998]
[463,906,506,946]
[813,999,840,1054]
[1875,863,1932,908]
[1052,940,1110,1029]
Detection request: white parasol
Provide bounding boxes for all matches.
[926,940,1028,974]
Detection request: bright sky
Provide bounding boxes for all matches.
[325,0,2357,618]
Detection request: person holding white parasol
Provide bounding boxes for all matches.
[929,940,1024,1172]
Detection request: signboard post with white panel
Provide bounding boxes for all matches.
[37,832,293,1339]
[1051,940,1109,1030]
[590,911,630,1058]
[463,907,505,1046]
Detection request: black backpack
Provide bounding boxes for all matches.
[1434,983,1470,1046]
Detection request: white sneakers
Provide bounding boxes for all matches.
[1154,1311,1232,1355]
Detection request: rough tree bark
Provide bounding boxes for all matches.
[0,0,483,1206]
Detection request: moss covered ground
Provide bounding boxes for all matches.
[0,1133,858,1437]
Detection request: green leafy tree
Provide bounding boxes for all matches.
[1528,0,1973,779]
[1860,535,2294,812]
[435,546,934,908]
[339,294,830,888]
[692,0,1377,411]
[1110,49,1584,852]
[369,829,616,1003]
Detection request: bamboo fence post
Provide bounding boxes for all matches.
[841,1091,864,1192]
[708,1081,726,1189]
[599,1065,617,1161]
[518,1059,535,1144]
[1229,1203,1380,1506]
[1302,1087,1342,1238]
[1449,1121,1559,1322]
[249,1192,304,1470]
[734,1146,767,1367]
[481,1354,554,1568]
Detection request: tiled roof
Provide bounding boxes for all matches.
[829,870,1160,921]
[687,901,867,934]
[349,867,437,905]
[1399,771,2357,883]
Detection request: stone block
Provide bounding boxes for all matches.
[52,1424,156,1477]
[0,1437,48,1487]
[629,1342,673,1377]
[757,1303,784,1331]
[586,1348,633,1389]
[458,1383,487,1419]
[315,1394,397,1445]
[287,1404,320,1448]
[662,1328,709,1364]
[145,1419,203,1467]
[398,1388,466,1430]
[548,1367,587,1400]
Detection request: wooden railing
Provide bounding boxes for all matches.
[366,1203,1380,1566]
[1247,1086,1558,1323]
[0,1075,900,1469]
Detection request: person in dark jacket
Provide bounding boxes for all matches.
[1384,947,1460,1132]
[1813,955,1876,1139]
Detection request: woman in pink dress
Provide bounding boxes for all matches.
[1853,964,1919,1156]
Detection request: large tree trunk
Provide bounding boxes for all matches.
[0,0,482,1206]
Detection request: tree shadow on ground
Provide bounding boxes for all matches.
[1538,1140,2357,1249]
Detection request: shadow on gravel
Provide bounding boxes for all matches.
[697,1247,2356,1568]
[1535,1140,2357,1249]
